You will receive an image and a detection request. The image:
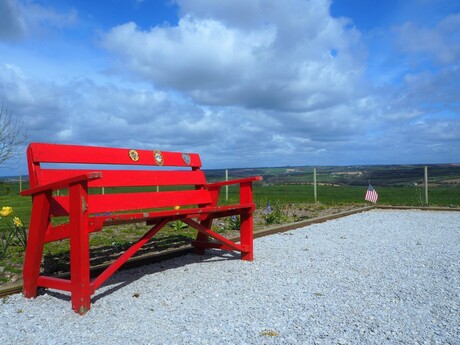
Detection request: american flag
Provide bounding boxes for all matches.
[365,183,378,203]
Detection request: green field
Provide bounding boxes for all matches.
[0,175,458,284]
[206,163,460,187]
[1,181,459,227]
[224,183,459,208]
[0,182,31,223]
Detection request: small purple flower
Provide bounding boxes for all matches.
[267,202,271,214]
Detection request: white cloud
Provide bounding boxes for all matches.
[0,64,240,154]
[0,60,380,168]
[102,0,366,112]
[1,0,459,174]
[102,18,272,91]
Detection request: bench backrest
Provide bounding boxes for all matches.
[26,143,212,216]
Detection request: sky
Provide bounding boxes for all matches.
[0,0,459,175]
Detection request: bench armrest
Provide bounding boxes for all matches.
[205,176,263,189]
[21,172,103,196]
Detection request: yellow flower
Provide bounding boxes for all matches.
[13,217,23,227]
[0,206,13,217]
[174,206,180,210]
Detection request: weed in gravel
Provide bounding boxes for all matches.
[226,215,240,230]
[262,201,287,225]
[170,220,188,231]
[260,329,279,337]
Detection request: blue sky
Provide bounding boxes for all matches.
[0,0,459,175]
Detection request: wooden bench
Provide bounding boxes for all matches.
[21,143,262,314]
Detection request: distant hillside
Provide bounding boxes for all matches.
[2,164,460,188]
[205,164,460,187]
[0,175,25,182]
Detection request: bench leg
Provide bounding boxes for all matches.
[193,219,212,255]
[69,182,91,314]
[239,182,255,261]
[23,193,51,298]
[239,213,254,261]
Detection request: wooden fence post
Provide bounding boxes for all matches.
[424,166,429,206]
[225,169,229,202]
[313,168,317,203]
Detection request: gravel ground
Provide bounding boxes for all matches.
[0,209,459,344]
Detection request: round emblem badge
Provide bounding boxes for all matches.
[128,149,139,162]
[153,149,164,166]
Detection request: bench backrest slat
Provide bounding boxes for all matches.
[28,143,202,166]
[38,169,207,188]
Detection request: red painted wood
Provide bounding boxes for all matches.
[43,204,255,243]
[88,189,212,213]
[21,142,261,314]
[22,192,51,298]
[50,189,212,216]
[183,218,243,252]
[239,212,253,261]
[26,144,41,188]
[37,276,72,292]
[21,172,102,196]
[91,218,170,291]
[37,169,206,187]
[44,222,103,243]
[28,142,202,167]
[205,176,262,188]
[69,181,91,314]
[239,182,254,261]
[43,223,69,243]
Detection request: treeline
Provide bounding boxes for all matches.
[353,165,460,187]
[205,164,460,187]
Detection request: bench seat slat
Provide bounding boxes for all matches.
[38,169,207,188]
[44,203,256,243]
[50,190,212,216]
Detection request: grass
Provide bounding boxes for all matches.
[0,180,458,285]
[0,182,31,224]
[222,183,459,207]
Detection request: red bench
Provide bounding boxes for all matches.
[21,143,262,314]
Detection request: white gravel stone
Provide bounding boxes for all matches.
[0,209,459,344]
